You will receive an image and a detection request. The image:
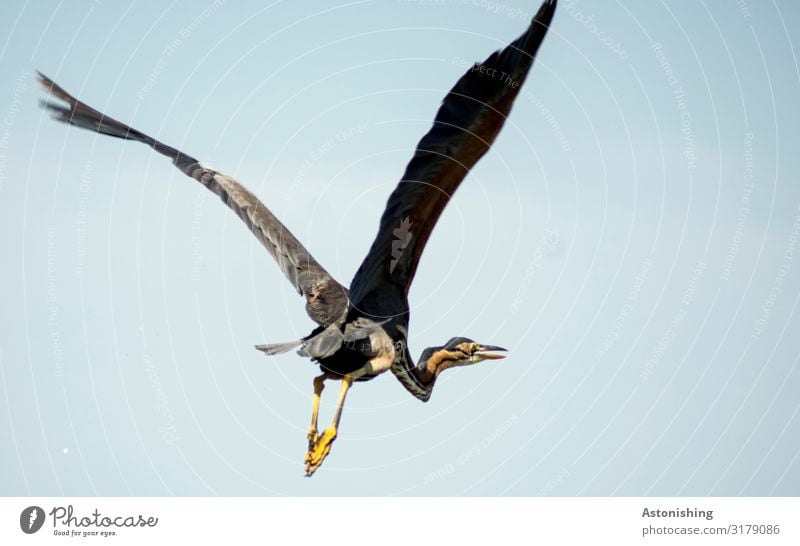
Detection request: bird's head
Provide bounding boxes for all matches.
[420,336,507,380]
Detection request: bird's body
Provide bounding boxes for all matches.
[39,0,556,475]
[313,322,398,380]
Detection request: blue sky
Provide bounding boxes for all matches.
[1,0,799,495]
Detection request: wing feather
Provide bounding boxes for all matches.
[348,0,556,319]
[38,73,348,327]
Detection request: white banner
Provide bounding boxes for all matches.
[1,497,797,545]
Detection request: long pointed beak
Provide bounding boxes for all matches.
[476,344,507,360]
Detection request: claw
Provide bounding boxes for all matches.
[304,427,337,476]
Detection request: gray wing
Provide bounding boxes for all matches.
[38,73,348,327]
[347,0,556,320]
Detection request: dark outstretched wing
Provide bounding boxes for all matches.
[38,73,348,327]
[347,0,556,319]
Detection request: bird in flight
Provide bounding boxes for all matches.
[39,0,556,476]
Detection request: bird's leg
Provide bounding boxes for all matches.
[304,375,352,476]
[307,373,328,450]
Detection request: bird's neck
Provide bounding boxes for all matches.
[398,345,472,401]
[392,347,436,402]
[418,350,451,383]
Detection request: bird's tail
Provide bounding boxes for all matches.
[254,339,306,356]
[37,72,191,166]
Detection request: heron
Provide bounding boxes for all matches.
[39,0,556,476]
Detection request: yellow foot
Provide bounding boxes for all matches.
[304,427,336,477]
